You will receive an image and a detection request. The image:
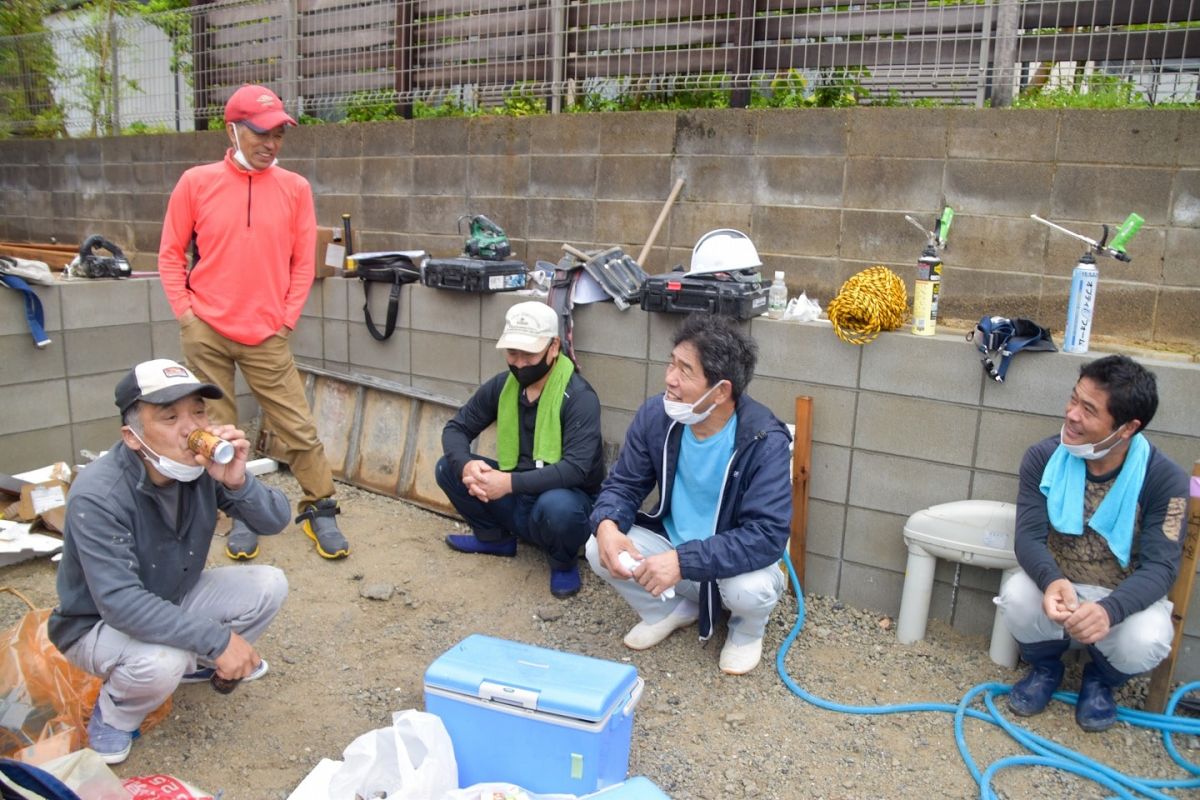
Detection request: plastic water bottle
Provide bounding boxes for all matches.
[767,271,787,319]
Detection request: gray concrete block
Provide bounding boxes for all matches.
[469,116,530,156]
[0,379,68,434]
[102,164,133,191]
[802,553,841,599]
[755,319,860,388]
[751,205,840,258]
[481,294,526,343]
[351,365,410,387]
[1164,227,1200,287]
[235,393,260,426]
[311,124,363,159]
[151,320,183,362]
[322,320,348,365]
[321,278,350,321]
[948,586,1002,640]
[596,156,672,202]
[63,324,153,378]
[572,300,649,360]
[974,410,1060,474]
[970,471,1019,504]
[348,326,410,373]
[59,281,149,329]
[843,507,908,573]
[806,499,846,559]
[1155,286,1200,349]
[811,442,850,504]
[858,330,983,404]
[1174,639,1199,683]
[844,158,945,213]
[676,156,756,206]
[598,112,675,155]
[675,110,756,156]
[0,427,74,474]
[313,159,363,196]
[412,156,467,197]
[848,451,971,516]
[1057,111,1179,168]
[292,317,323,362]
[941,266,1045,326]
[409,196,470,236]
[1143,357,1200,438]
[946,109,1057,162]
[469,155,530,198]
[360,158,413,196]
[410,375,477,405]
[595,200,671,252]
[527,198,594,242]
[664,202,753,249]
[51,191,77,221]
[361,121,414,157]
[413,118,469,156]
[753,156,845,208]
[71,416,122,462]
[358,195,409,240]
[945,160,1055,218]
[1171,168,1200,228]
[479,341,509,384]
[848,109,948,159]
[530,114,600,155]
[67,371,125,424]
[837,561,905,616]
[754,109,848,157]
[948,214,1050,273]
[0,334,64,386]
[839,208,921,263]
[411,331,480,385]
[315,195,362,234]
[300,284,323,319]
[853,393,978,466]
[130,192,168,224]
[530,155,597,200]
[599,407,635,453]
[1050,165,1174,226]
[146,279,174,322]
[411,285,481,337]
[980,351,1080,417]
[464,197,528,243]
[573,352,645,413]
[747,376,857,448]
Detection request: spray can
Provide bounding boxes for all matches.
[1063,252,1099,354]
[911,245,942,336]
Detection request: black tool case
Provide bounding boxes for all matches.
[422,258,527,292]
[639,271,768,320]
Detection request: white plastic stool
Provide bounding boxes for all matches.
[896,500,1020,668]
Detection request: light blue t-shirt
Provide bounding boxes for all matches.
[664,413,737,547]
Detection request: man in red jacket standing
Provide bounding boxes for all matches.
[158,84,349,561]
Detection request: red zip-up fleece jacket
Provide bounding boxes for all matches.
[158,149,316,346]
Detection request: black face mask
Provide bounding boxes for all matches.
[509,350,553,387]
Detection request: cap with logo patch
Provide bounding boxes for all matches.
[495,302,559,353]
[115,359,223,415]
[223,84,297,133]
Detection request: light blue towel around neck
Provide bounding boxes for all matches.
[1039,433,1150,567]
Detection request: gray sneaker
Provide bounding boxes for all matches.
[225,519,259,560]
[297,498,349,559]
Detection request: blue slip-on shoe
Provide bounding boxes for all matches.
[550,563,581,598]
[87,702,133,765]
[1075,662,1118,732]
[445,533,517,557]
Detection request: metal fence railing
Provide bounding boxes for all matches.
[1,0,1197,137]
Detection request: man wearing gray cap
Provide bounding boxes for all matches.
[48,359,290,764]
[436,301,605,598]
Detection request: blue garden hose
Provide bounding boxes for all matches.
[774,552,1200,798]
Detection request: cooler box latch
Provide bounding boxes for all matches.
[478,681,540,710]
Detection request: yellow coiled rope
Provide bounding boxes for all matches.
[827,266,908,345]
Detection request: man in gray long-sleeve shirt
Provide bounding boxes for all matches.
[49,359,290,764]
[435,301,605,599]
[996,355,1188,733]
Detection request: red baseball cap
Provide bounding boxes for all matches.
[224,84,297,133]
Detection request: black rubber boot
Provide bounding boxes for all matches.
[1075,647,1135,733]
[1008,638,1070,717]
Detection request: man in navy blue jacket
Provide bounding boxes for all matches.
[586,313,792,675]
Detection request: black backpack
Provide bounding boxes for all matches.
[352,252,422,341]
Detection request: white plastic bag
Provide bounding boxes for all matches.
[782,292,822,322]
[328,710,458,800]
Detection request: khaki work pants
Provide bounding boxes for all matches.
[181,317,335,507]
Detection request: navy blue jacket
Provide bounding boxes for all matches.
[590,391,792,634]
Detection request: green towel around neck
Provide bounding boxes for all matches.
[496,354,575,471]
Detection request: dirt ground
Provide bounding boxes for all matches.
[1,471,1196,800]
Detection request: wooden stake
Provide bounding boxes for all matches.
[789,396,813,591]
[637,178,684,267]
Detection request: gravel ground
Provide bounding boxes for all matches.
[1,471,1196,799]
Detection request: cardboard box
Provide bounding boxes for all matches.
[424,635,643,795]
[314,226,354,279]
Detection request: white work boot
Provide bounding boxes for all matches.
[623,599,699,650]
[719,636,764,675]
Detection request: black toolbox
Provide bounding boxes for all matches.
[639,271,768,320]
[422,257,527,293]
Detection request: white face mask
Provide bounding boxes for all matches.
[663,382,724,426]
[230,124,276,172]
[1059,423,1124,461]
[130,430,206,482]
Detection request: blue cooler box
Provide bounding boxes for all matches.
[424,635,644,794]
[583,777,672,798]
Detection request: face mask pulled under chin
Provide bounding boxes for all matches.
[230,124,277,172]
[1059,423,1124,461]
[663,382,723,426]
[129,430,206,482]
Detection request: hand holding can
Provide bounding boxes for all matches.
[187,430,235,464]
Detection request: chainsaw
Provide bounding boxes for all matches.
[458,214,511,261]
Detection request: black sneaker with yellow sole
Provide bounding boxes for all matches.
[296,498,350,559]
[225,519,260,560]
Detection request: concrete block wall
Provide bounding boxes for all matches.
[1,108,1198,349]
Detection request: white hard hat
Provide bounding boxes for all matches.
[689,229,762,276]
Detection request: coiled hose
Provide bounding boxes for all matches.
[775,552,1200,798]
[826,265,908,345]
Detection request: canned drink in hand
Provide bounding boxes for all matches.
[187,430,235,464]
